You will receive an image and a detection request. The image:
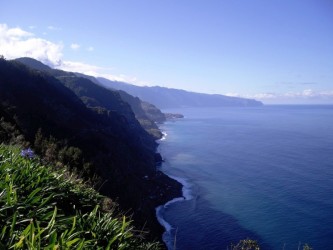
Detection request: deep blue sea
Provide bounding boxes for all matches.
[156,105,333,250]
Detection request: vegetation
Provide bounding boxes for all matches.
[228,238,312,250]
[0,145,161,249]
[16,57,166,140]
[0,57,182,241]
[0,57,314,249]
[230,238,260,250]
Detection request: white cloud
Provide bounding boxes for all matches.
[226,89,333,104]
[253,93,278,99]
[225,92,241,97]
[56,61,147,85]
[47,25,61,31]
[0,23,63,66]
[0,23,152,87]
[0,24,33,40]
[97,73,145,85]
[226,92,278,100]
[87,46,94,52]
[70,43,80,50]
[302,89,315,97]
[282,89,329,98]
[28,25,36,30]
[57,60,101,73]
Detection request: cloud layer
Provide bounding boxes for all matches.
[0,24,63,66]
[0,23,145,85]
[226,89,333,104]
[70,43,80,50]
[1,23,332,103]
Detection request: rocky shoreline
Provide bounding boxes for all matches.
[129,113,185,247]
[148,115,184,247]
[164,113,185,119]
[130,158,183,246]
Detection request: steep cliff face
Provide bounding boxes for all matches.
[140,101,166,123]
[0,58,182,241]
[16,58,167,140]
[57,76,158,149]
[116,91,166,139]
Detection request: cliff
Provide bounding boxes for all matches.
[73,72,184,138]
[0,57,182,242]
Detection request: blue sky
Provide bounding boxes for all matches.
[1,0,333,104]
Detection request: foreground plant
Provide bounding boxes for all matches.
[0,145,160,249]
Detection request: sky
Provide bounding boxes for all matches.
[1,0,333,104]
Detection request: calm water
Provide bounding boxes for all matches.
[157,105,333,250]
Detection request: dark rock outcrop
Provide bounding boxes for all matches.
[165,113,185,119]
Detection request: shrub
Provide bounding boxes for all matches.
[0,145,161,249]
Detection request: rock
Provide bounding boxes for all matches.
[154,153,163,165]
[164,113,184,119]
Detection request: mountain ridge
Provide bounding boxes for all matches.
[97,77,263,109]
[15,57,167,139]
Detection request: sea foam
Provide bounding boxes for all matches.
[155,175,193,249]
[156,129,193,248]
[159,131,168,141]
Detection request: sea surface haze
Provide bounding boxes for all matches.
[157,105,333,250]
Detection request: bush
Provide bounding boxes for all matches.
[0,145,161,249]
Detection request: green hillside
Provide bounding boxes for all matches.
[0,57,182,244]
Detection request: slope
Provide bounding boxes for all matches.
[0,58,182,241]
[16,58,166,139]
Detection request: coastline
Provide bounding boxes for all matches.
[156,176,193,249]
[155,129,193,249]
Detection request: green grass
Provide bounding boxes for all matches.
[0,145,161,249]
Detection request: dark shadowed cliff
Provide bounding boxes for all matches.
[16,58,167,139]
[0,58,182,242]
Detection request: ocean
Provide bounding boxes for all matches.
[156,105,333,250]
